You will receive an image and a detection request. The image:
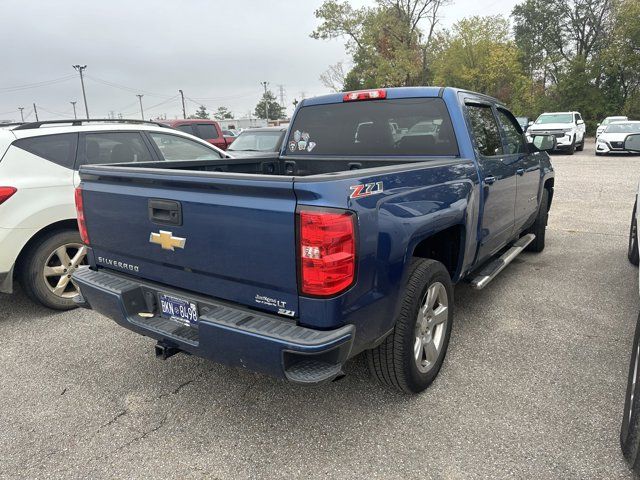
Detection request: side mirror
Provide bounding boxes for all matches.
[530,134,556,152]
[577,119,585,125]
[528,121,534,126]
[624,134,640,152]
[597,122,601,127]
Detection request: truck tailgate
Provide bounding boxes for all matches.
[80,168,299,317]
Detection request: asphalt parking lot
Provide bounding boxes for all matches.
[1,139,639,479]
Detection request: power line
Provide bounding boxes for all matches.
[84,74,175,99]
[0,74,76,93]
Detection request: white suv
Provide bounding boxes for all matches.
[0,119,227,309]
[527,111,586,154]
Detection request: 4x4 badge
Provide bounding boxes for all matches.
[149,230,186,251]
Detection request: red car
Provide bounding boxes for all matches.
[160,119,235,150]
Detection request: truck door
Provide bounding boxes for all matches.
[465,102,517,263]
[495,107,541,231]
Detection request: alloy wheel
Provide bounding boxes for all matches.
[414,281,449,373]
[43,243,88,298]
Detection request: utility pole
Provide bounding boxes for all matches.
[136,94,144,120]
[32,103,39,121]
[278,85,285,108]
[70,101,77,119]
[18,107,24,122]
[72,65,89,119]
[260,81,269,121]
[178,89,186,119]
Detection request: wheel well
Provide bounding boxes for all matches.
[544,178,554,211]
[411,225,464,279]
[14,219,78,275]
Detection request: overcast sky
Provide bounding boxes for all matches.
[0,0,519,122]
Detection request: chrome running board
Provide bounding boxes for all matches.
[470,234,536,290]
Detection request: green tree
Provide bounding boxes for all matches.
[190,105,210,119]
[213,106,234,120]
[431,16,531,111]
[254,91,284,120]
[312,0,449,89]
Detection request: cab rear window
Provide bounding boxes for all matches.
[285,98,458,156]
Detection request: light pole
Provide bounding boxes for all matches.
[260,81,269,121]
[18,107,24,122]
[72,65,89,119]
[136,94,144,120]
[32,103,39,121]
[70,101,77,119]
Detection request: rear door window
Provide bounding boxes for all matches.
[284,97,458,156]
[14,133,77,168]
[466,104,503,157]
[148,132,223,160]
[81,132,153,165]
[196,123,219,139]
[176,124,196,135]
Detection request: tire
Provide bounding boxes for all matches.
[366,258,453,394]
[526,188,549,253]
[628,201,639,266]
[621,312,640,472]
[567,139,576,155]
[18,229,88,310]
[576,138,584,151]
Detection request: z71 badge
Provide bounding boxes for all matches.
[349,181,384,199]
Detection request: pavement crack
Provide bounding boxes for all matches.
[98,409,128,430]
[549,227,625,237]
[116,414,168,451]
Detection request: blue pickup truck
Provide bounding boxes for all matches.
[73,87,555,393]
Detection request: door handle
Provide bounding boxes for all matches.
[516,168,525,176]
[484,176,496,185]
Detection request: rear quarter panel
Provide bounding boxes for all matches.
[294,158,481,352]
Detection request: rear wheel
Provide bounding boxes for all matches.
[629,202,639,266]
[18,229,88,310]
[366,258,453,394]
[526,189,549,253]
[621,312,640,472]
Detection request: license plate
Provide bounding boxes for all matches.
[158,294,198,326]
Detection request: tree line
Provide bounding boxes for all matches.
[313,0,640,132]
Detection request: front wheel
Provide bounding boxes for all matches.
[526,189,549,253]
[629,201,639,266]
[366,258,453,394]
[567,139,576,155]
[621,312,640,472]
[18,229,88,310]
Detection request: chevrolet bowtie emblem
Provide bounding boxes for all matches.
[149,230,186,251]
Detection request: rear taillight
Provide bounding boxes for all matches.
[299,210,356,296]
[0,186,17,205]
[343,89,387,102]
[74,187,90,245]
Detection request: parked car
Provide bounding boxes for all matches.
[622,132,640,473]
[73,87,555,393]
[527,111,586,154]
[0,119,227,310]
[226,126,287,158]
[516,116,530,132]
[160,119,234,150]
[597,116,628,138]
[595,121,640,155]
